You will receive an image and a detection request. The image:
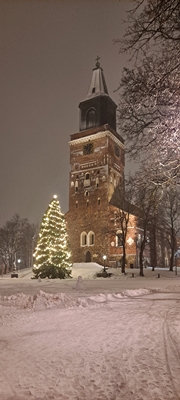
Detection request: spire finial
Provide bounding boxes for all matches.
[95,55,101,68]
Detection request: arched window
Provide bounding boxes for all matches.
[84,173,90,187]
[88,231,95,246]
[75,181,78,192]
[86,108,96,128]
[81,232,87,246]
[97,198,100,205]
[96,177,99,187]
[116,231,123,247]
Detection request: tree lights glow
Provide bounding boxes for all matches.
[33,197,72,279]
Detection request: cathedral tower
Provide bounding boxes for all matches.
[66,59,125,265]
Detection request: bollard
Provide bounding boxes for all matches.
[158,273,160,278]
[132,273,134,278]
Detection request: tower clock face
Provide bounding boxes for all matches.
[83,142,94,155]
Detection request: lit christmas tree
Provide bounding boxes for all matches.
[33,195,72,279]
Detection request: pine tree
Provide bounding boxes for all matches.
[33,195,72,279]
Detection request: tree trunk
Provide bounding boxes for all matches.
[121,249,126,274]
[139,242,145,276]
[139,252,144,276]
[169,236,176,271]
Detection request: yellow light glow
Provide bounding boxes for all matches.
[53,194,58,199]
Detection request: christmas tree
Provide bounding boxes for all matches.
[33,195,72,279]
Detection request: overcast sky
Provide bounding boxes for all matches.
[0,0,132,227]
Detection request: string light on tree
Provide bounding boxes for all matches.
[33,196,72,279]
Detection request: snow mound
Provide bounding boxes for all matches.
[122,288,151,297]
[0,288,156,310]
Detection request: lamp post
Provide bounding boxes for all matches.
[174,248,180,276]
[17,259,21,271]
[103,255,107,273]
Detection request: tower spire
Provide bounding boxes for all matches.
[86,57,108,99]
[78,59,117,131]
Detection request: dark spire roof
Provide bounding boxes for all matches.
[85,56,109,99]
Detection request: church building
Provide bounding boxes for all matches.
[66,58,138,267]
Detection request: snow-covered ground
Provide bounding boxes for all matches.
[0,264,180,399]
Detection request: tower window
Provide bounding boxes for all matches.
[85,190,89,197]
[86,108,96,128]
[96,177,99,187]
[75,181,78,192]
[81,232,87,246]
[97,198,100,205]
[76,201,78,209]
[88,231,95,246]
[86,200,89,207]
[84,172,91,187]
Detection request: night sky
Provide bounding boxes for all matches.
[0,0,132,227]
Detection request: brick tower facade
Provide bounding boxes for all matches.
[66,60,172,269]
[66,59,135,266]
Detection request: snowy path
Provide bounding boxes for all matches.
[1,290,180,400]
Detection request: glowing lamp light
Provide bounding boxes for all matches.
[103,255,107,273]
[53,194,58,199]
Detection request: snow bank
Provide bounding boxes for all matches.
[0,288,154,310]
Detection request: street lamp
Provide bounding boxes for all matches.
[103,255,107,272]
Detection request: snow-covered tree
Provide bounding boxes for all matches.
[116,0,180,185]
[0,214,36,274]
[33,195,72,279]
